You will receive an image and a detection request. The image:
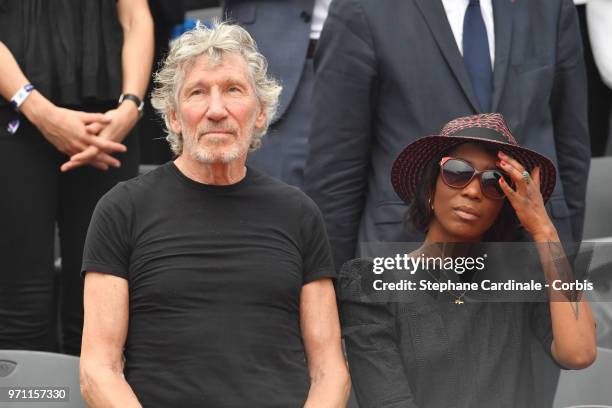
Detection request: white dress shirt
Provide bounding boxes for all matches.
[579,0,612,88]
[441,0,495,68]
[311,0,333,39]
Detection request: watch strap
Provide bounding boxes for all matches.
[118,93,144,117]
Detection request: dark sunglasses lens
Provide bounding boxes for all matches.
[481,171,509,199]
[442,159,474,187]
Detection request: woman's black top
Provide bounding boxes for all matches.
[0,0,123,107]
[338,258,560,408]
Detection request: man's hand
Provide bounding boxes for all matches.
[61,102,139,172]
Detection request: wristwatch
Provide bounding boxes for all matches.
[118,93,144,117]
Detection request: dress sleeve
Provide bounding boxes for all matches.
[81,183,134,279]
[338,259,420,408]
[529,302,568,369]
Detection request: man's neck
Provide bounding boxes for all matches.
[174,155,247,186]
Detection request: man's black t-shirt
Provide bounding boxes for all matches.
[82,163,335,407]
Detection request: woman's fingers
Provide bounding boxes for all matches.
[497,151,540,196]
[531,166,541,190]
[79,111,112,125]
[85,122,105,135]
[69,146,99,163]
[498,175,516,202]
[498,151,525,173]
[85,135,127,154]
[61,147,121,172]
[93,152,121,168]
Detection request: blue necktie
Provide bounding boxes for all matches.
[463,0,492,112]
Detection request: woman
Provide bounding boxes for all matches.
[338,113,597,408]
[0,0,153,354]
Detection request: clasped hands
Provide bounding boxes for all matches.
[35,100,139,172]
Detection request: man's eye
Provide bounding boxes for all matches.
[228,86,242,93]
[190,89,204,96]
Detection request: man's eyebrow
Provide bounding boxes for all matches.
[182,80,205,93]
[183,77,249,92]
[222,76,250,86]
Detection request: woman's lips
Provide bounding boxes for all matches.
[453,206,480,221]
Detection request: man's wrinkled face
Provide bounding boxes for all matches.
[169,53,267,164]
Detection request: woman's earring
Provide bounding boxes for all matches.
[428,197,434,212]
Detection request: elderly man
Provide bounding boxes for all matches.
[79,22,349,407]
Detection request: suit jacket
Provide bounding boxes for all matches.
[304,0,590,270]
[224,0,315,123]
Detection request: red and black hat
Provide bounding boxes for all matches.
[391,113,556,204]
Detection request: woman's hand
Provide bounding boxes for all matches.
[21,91,128,170]
[60,102,139,172]
[496,151,557,240]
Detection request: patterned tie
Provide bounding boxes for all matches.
[463,0,493,112]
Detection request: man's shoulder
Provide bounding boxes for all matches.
[250,168,311,201]
[101,163,173,206]
[249,169,326,219]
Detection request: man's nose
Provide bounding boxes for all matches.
[206,89,228,121]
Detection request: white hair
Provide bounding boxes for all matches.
[151,21,282,156]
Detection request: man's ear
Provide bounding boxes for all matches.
[168,109,182,135]
[255,103,267,130]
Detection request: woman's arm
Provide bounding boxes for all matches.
[497,151,597,370]
[61,0,154,171]
[301,278,351,408]
[531,228,597,369]
[0,41,124,169]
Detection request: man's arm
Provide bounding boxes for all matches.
[550,0,590,242]
[304,0,377,269]
[301,278,351,408]
[80,272,142,408]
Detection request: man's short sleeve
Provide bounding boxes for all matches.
[81,183,133,279]
[300,195,336,284]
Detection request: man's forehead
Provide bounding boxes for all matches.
[186,52,249,78]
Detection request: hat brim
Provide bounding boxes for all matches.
[391,135,557,204]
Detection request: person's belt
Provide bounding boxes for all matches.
[307,39,318,59]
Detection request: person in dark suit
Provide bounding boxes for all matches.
[304,0,590,270]
[225,0,330,188]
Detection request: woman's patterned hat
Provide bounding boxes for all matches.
[391,113,556,204]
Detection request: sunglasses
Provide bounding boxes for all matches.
[439,157,513,200]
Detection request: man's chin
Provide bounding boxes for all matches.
[191,147,243,165]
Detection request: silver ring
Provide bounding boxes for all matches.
[522,170,531,184]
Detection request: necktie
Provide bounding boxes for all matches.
[463,0,492,112]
